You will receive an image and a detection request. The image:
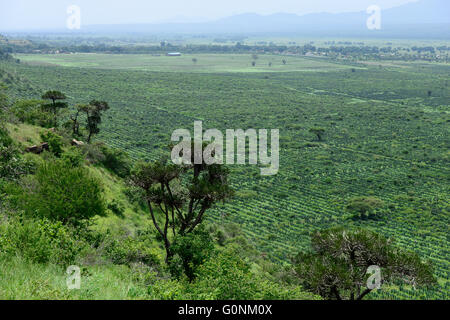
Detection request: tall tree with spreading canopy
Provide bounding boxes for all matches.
[41,90,67,126]
[293,227,436,300]
[80,100,109,143]
[70,104,85,136]
[130,146,233,264]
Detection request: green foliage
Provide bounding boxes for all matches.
[79,100,110,143]
[0,83,8,116]
[294,227,437,300]
[0,125,12,147]
[41,90,68,127]
[189,248,317,300]
[80,142,106,164]
[2,49,449,299]
[78,142,130,176]
[10,99,53,127]
[347,196,384,213]
[99,144,131,177]
[16,160,106,227]
[144,272,187,300]
[0,128,36,181]
[169,228,214,281]
[0,255,154,300]
[0,255,72,299]
[0,216,86,265]
[61,146,85,168]
[0,104,36,182]
[131,155,233,263]
[346,196,385,219]
[107,199,125,217]
[103,233,162,268]
[0,146,36,181]
[309,127,325,141]
[40,130,63,157]
[41,90,66,102]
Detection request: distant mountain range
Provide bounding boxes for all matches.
[82,0,449,38]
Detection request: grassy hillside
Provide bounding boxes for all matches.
[0,119,319,300]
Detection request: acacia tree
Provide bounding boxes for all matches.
[80,100,109,143]
[293,227,436,300]
[346,196,384,220]
[130,149,233,264]
[70,104,85,136]
[41,90,68,126]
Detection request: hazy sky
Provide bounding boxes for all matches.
[0,0,419,31]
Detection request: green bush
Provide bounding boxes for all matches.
[61,146,85,168]
[79,143,131,177]
[144,272,186,300]
[17,160,105,227]
[0,217,86,265]
[99,144,131,177]
[103,234,161,268]
[346,196,385,219]
[10,100,53,127]
[169,228,214,281]
[80,142,105,164]
[188,248,317,300]
[0,125,12,147]
[0,135,36,181]
[107,199,125,217]
[40,131,63,157]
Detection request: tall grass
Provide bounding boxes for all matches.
[0,255,149,300]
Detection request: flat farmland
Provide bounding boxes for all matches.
[15,53,357,73]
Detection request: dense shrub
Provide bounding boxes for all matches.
[99,144,131,177]
[169,228,214,281]
[17,160,106,227]
[10,100,53,127]
[61,146,85,168]
[106,199,125,217]
[82,142,131,177]
[0,217,86,265]
[0,125,12,147]
[187,248,317,300]
[0,128,36,181]
[80,142,105,164]
[103,234,161,268]
[346,196,385,219]
[0,147,36,181]
[40,131,63,157]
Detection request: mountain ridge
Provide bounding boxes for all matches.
[86,0,449,30]
[6,0,447,38]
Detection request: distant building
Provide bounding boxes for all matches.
[166,52,181,56]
